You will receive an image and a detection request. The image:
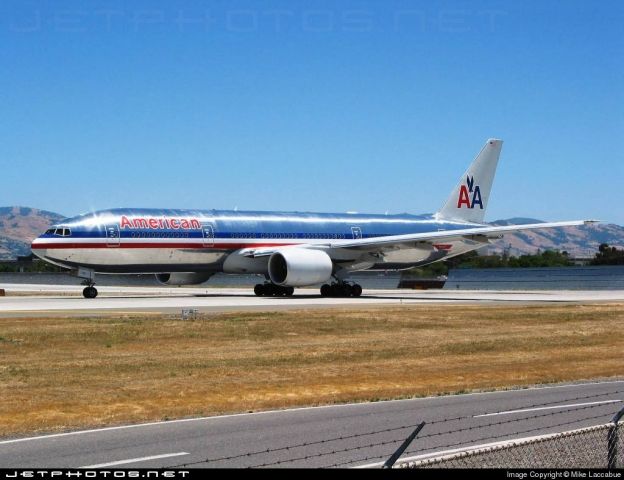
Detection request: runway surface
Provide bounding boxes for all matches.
[1,380,622,468]
[1,284,623,316]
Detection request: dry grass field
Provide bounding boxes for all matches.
[1,303,623,438]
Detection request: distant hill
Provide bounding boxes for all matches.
[0,206,621,260]
[0,207,65,260]
[484,219,624,258]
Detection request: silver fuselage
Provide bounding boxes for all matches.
[31,208,489,275]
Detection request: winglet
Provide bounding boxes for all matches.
[436,139,503,224]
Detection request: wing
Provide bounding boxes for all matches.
[330,220,597,251]
[240,220,597,257]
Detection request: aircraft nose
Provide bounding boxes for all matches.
[30,237,47,259]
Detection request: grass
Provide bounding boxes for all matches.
[0,303,623,437]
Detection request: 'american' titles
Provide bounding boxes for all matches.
[120,216,202,230]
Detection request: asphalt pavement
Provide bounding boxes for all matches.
[1,380,622,468]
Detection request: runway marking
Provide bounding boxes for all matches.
[0,380,622,446]
[81,452,189,468]
[473,399,622,418]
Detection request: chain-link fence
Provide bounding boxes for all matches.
[399,422,623,469]
[163,389,624,468]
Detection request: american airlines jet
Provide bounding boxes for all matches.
[31,139,593,298]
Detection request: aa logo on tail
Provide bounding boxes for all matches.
[457,175,483,209]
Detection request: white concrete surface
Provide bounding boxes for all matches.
[0,284,623,314]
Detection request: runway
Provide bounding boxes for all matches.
[1,380,622,468]
[1,284,623,316]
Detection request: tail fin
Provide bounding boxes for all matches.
[436,138,503,224]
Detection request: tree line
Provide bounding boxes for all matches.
[405,243,624,277]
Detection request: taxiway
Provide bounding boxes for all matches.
[0,284,623,316]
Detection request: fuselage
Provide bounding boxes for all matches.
[31,208,489,275]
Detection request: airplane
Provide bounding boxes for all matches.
[31,139,594,299]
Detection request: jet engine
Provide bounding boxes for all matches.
[155,272,213,286]
[268,249,333,287]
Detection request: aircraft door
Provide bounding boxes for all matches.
[351,226,362,240]
[106,224,120,247]
[202,223,215,247]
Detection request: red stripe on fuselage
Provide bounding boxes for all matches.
[30,242,295,250]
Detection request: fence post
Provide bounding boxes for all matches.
[608,406,624,469]
[382,422,426,469]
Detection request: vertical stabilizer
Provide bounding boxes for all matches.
[436,138,503,224]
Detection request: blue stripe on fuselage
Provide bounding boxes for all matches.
[44,208,485,240]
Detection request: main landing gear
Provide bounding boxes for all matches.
[254,283,295,297]
[320,282,362,298]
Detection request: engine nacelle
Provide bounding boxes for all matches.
[268,249,333,287]
[155,272,213,286]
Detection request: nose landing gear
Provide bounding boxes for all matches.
[82,286,98,298]
[78,268,98,298]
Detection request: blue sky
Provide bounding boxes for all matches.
[1,0,623,224]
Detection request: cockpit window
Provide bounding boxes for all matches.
[45,229,54,235]
[63,228,71,236]
[53,228,71,237]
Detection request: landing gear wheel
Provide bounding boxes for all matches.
[82,286,98,299]
[321,282,362,298]
[256,283,295,297]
